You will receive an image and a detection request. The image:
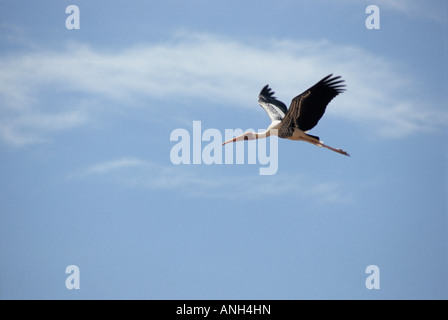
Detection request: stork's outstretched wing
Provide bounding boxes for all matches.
[258,85,288,122]
[280,74,345,134]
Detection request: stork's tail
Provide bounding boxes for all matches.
[306,133,320,141]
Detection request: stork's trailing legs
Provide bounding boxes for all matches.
[318,142,350,156]
[305,135,350,157]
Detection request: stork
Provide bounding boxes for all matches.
[222,74,350,157]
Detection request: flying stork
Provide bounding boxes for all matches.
[222,74,350,157]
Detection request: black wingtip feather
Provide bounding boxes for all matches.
[259,84,276,98]
[320,74,346,94]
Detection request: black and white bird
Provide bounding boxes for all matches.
[222,74,350,156]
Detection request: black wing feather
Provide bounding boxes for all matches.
[258,85,288,121]
[288,74,345,132]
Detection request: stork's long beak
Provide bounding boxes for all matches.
[222,137,237,146]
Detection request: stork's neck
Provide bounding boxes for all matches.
[256,129,271,140]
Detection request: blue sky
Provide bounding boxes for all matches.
[0,0,447,299]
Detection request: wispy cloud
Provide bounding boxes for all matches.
[0,109,88,146]
[0,23,40,50]
[70,157,353,203]
[0,31,446,146]
[85,158,148,175]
